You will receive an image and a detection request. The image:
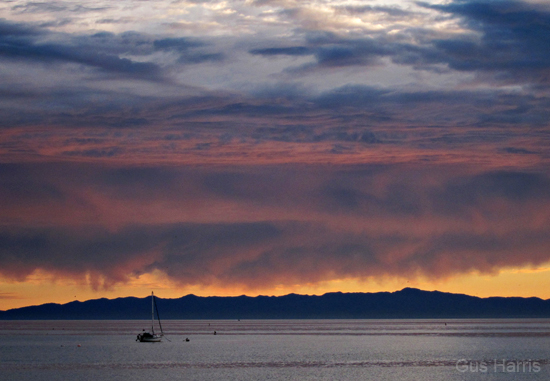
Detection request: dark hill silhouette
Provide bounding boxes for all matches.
[1,288,549,319]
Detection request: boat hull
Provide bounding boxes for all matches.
[137,333,162,342]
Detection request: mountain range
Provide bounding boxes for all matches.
[1,288,550,320]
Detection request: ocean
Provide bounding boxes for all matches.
[1,319,549,380]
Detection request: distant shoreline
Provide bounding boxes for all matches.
[2,288,550,320]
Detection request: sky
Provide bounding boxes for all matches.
[1,0,550,310]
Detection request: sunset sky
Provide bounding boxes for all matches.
[1,0,550,310]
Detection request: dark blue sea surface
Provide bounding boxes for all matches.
[1,319,549,380]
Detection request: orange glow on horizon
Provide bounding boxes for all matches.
[2,265,550,311]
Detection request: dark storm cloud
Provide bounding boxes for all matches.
[0,20,162,78]
[309,84,550,129]
[222,228,550,286]
[153,37,225,64]
[417,0,550,84]
[171,83,547,133]
[153,37,206,51]
[204,167,550,285]
[1,163,549,289]
[248,36,398,72]
[433,171,550,215]
[0,79,171,129]
[0,163,66,204]
[0,19,223,82]
[0,221,283,288]
[11,2,109,14]
[0,18,42,36]
[249,46,311,56]
[461,171,550,202]
[314,40,391,67]
[248,0,550,87]
[250,32,395,69]
[320,180,423,216]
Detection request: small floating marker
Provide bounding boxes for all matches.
[77,344,81,347]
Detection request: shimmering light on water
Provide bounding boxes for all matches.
[1,319,549,380]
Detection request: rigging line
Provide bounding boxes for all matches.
[154,293,164,335]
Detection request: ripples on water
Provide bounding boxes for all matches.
[1,319,549,380]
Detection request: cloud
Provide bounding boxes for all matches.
[11,2,109,15]
[0,20,224,83]
[63,147,124,158]
[1,2,548,135]
[153,37,206,51]
[1,163,549,290]
[502,147,537,155]
[246,0,550,88]
[249,46,311,56]
[0,20,162,79]
[416,0,550,85]
[1,0,549,296]
[0,80,547,164]
[250,32,396,70]
[433,171,550,215]
[334,5,413,17]
[0,17,43,36]
[153,36,225,63]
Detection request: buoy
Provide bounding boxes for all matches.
[77,344,81,347]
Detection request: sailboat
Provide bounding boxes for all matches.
[136,291,164,342]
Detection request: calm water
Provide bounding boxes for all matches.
[1,319,549,380]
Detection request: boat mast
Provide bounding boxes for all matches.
[151,291,155,335]
[154,293,164,335]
